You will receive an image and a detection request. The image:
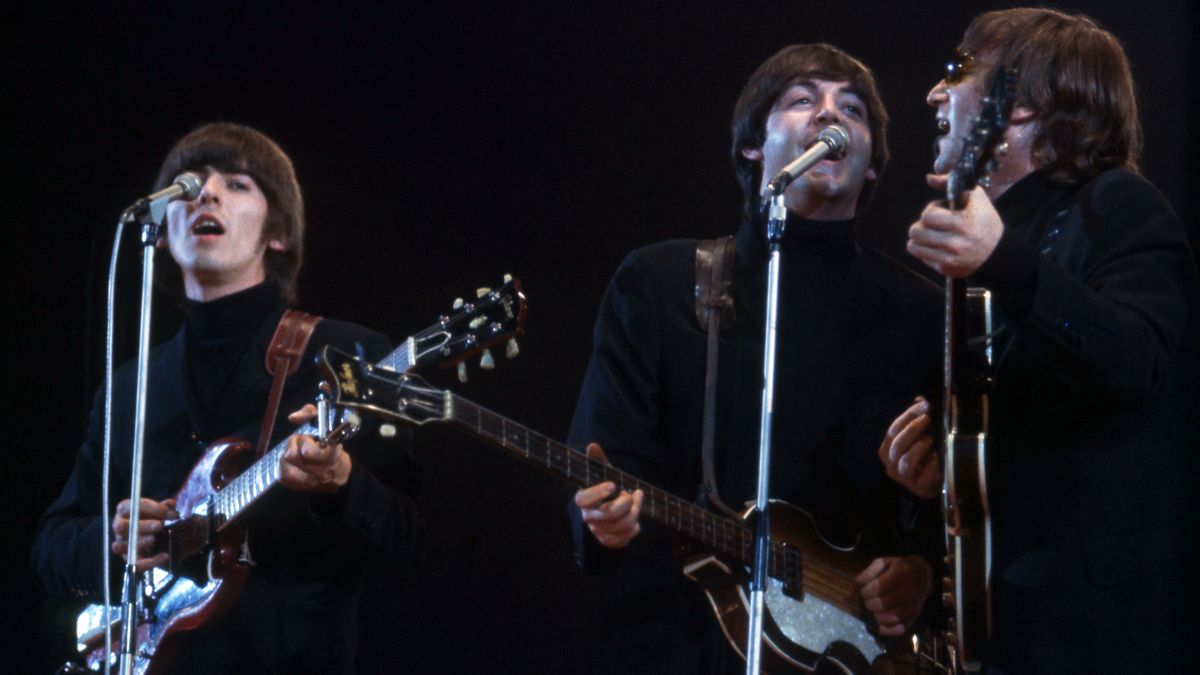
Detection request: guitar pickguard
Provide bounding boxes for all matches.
[685,554,883,672]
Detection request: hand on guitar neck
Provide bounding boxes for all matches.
[573,443,644,550]
[279,403,352,493]
[906,173,1005,279]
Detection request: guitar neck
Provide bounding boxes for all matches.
[444,394,799,580]
[212,339,419,525]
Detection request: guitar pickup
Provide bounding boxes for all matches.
[778,545,804,600]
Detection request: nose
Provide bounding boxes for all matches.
[196,173,223,205]
[813,93,844,126]
[927,80,948,107]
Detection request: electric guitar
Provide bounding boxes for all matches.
[72,277,526,674]
[318,347,953,674]
[941,66,1015,673]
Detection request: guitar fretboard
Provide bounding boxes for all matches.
[445,395,803,585]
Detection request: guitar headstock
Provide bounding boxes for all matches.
[319,347,449,426]
[946,65,1017,208]
[410,275,527,378]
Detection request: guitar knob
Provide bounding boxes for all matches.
[457,361,468,383]
[505,338,519,359]
[503,273,513,282]
[480,349,495,370]
[379,424,397,438]
[476,287,491,298]
[453,297,464,309]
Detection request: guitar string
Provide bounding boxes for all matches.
[449,396,866,602]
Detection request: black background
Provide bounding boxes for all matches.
[5,2,1196,672]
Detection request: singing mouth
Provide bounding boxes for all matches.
[192,217,226,236]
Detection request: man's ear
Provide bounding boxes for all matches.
[741,146,763,162]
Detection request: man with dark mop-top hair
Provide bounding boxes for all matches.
[883,8,1200,673]
[568,43,945,673]
[32,122,424,673]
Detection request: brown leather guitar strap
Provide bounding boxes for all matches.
[256,309,323,458]
[694,236,739,518]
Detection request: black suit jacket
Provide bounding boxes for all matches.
[32,293,423,673]
[973,169,1200,673]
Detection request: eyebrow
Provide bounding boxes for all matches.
[789,79,865,101]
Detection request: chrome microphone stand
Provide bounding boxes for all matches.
[743,191,787,675]
[743,125,847,674]
[116,196,170,675]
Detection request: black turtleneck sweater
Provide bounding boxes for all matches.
[567,212,942,673]
[33,282,423,674]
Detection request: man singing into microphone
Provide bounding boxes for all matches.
[568,44,943,672]
[882,8,1199,673]
[31,122,423,673]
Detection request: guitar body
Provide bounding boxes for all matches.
[680,501,938,675]
[82,439,254,675]
[942,289,993,672]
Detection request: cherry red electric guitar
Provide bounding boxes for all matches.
[72,277,525,674]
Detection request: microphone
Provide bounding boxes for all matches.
[121,172,203,221]
[762,125,850,198]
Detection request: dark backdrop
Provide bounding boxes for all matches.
[5,2,1195,672]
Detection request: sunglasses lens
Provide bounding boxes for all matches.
[945,50,974,85]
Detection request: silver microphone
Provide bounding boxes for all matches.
[121,172,204,220]
[762,125,850,197]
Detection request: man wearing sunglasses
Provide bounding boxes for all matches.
[883,8,1199,673]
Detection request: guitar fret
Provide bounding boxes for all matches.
[432,391,820,585]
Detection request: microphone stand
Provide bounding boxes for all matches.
[744,190,787,674]
[116,196,170,675]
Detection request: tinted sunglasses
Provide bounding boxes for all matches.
[944,49,975,85]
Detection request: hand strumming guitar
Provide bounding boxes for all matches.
[879,397,941,500]
[111,498,178,572]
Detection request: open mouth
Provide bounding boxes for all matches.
[933,118,950,159]
[192,218,225,236]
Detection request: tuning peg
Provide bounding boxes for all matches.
[457,361,468,383]
[453,297,464,310]
[505,338,519,359]
[380,424,397,438]
[480,349,495,370]
[476,287,491,298]
[503,273,512,282]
